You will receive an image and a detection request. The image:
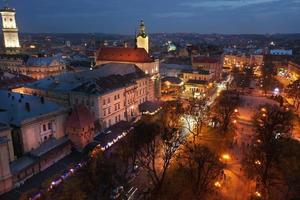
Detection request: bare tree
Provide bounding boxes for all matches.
[136,121,184,193]
[286,79,300,110]
[178,145,224,199]
[243,104,293,199]
[214,90,240,133]
[182,96,210,143]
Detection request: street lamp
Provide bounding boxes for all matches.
[255,160,261,166]
[255,191,262,198]
[261,107,266,112]
[221,153,231,161]
[214,181,221,188]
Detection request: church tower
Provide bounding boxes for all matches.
[136,20,149,53]
[0,7,20,54]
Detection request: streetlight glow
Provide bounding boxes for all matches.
[214,181,221,188]
[255,191,262,198]
[221,154,231,160]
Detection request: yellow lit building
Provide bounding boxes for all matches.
[0,7,20,54]
[136,20,149,53]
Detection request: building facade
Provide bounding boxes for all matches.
[0,7,20,54]
[192,56,223,81]
[0,55,66,80]
[0,91,71,195]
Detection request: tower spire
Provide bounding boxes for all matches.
[1,5,21,54]
[135,20,149,53]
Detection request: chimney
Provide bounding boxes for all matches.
[25,102,30,112]
[40,96,44,104]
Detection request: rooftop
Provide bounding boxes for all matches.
[0,7,16,12]
[0,71,36,89]
[161,76,183,85]
[26,63,144,93]
[192,57,220,64]
[26,55,65,67]
[96,47,154,63]
[0,90,67,126]
[182,69,211,75]
[186,79,208,85]
[72,74,137,95]
[30,137,70,158]
[10,156,36,175]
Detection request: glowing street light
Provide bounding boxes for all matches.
[261,107,266,112]
[214,181,221,188]
[257,139,262,143]
[221,154,231,160]
[234,108,238,113]
[255,160,261,165]
[273,87,280,95]
[255,191,262,198]
[233,119,237,124]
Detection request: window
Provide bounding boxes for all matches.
[107,98,110,103]
[108,107,111,115]
[48,123,52,130]
[43,124,46,132]
[103,109,106,117]
[115,116,118,123]
[103,99,106,105]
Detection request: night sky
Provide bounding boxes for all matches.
[5,0,300,34]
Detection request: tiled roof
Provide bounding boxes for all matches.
[0,90,66,126]
[30,137,70,158]
[72,74,136,95]
[26,56,65,67]
[96,47,153,63]
[25,64,144,92]
[182,69,210,75]
[193,57,220,64]
[161,76,183,85]
[186,79,208,85]
[0,72,36,89]
[65,105,95,129]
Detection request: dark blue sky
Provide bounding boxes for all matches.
[5,0,300,34]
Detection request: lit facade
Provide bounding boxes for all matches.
[136,20,149,53]
[0,7,20,53]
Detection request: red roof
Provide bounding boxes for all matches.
[96,47,153,63]
[192,57,220,64]
[65,104,95,129]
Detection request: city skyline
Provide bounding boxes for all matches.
[5,0,300,34]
